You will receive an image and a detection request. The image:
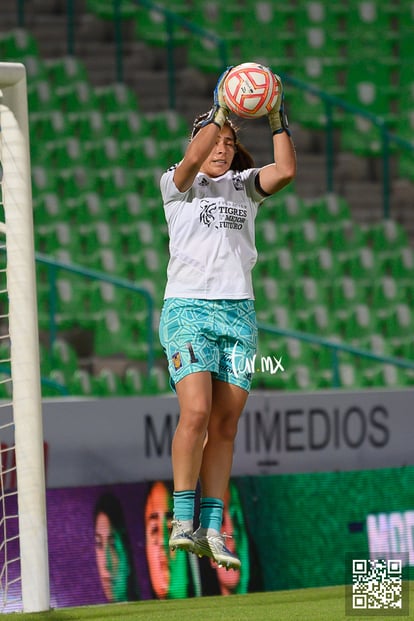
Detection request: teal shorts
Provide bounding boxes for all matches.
[159,298,258,393]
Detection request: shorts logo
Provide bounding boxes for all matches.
[186,342,199,364]
[172,352,182,370]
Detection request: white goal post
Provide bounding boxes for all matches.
[0,62,49,612]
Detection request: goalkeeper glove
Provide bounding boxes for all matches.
[268,74,291,136]
[196,67,232,132]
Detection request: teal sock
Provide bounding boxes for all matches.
[200,497,224,532]
[173,490,195,522]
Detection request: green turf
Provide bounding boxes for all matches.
[3,584,412,621]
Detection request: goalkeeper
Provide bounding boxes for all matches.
[158,67,296,570]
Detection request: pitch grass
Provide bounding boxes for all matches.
[3,584,413,621]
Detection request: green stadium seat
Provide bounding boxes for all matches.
[399,63,414,113]
[285,220,323,254]
[45,56,89,87]
[344,62,397,119]
[346,0,398,43]
[294,57,346,98]
[297,304,339,337]
[86,0,137,19]
[33,193,67,227]
[51,338,79,381]
[68,110,108,141]
[192,2,244,43]
[382,246,414,280]
[67,369,98,396]
[328,277,366,315]
[22,55,49,83]
[287,364,317,391]
[291,277,327,312]
[134,2,191,47]
[288,89,334,130]
[255,219,287,252]
[337,363,364,389]
[0,29,39,59]
[265,248,301,281]
[379,303,414,341]
[106,111,151,143]
[308,193,351,224]
[187,37,239,74]
[255,276,290,310]
[119,137,164,169]
[56,80,99,113]
[27,80,60,113]
[301,248,341,279]
[142,367,170,395]
[340,303,379,341]
[55,166,96,202]
[95,83,141,114]
[341,247,381,283]
[40,137,87,169]
[293,26,346,64]
[364,220,408,253]
[94,368,126,397]
[293,1,347,33]
[123,367,144,395]
[30,111,69,159]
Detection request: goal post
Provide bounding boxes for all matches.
[0,62,49,612]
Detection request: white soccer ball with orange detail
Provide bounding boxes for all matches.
[223,62,280,119]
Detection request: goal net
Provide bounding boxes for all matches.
[0,62,49,613]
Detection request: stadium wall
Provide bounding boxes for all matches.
[3,390,413,610]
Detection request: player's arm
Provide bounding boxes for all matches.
[257,74,297,196]
[173,69,231,193]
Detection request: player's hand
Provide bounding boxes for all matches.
[196,67,232,132]
[268,73,291,136]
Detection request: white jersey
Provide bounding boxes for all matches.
[160,167,264,299]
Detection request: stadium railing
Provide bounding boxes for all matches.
[35,252,155,373]
[257,322,414,389]
[33,253,414,393]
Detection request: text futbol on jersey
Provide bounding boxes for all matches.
[160,168,265,299]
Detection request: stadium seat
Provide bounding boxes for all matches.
[379,303,414,341]
[95,83,141,114]
[45,56,89,87]
[287,364,317,391]
[94,368,126,397]
[0,29,39,59]
[67,110,108,141]
[364,220,408,253]
[123,367,145,395]
[341,247,381,283]
[50,338,79,381]
[27,80,60,113]
[340,304,379,342]
[265,248,301,281]
[105,111,151,142]
[301,247,341,280]
[67,369,98,396]
[56,80,99,113]
[383,246,414,282]
[134,2,191,47]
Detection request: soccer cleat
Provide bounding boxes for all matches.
[169,519,195,552]
[192,527,241,570]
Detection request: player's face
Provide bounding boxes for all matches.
[145,482,172,599]
[200,125,236,177]
[94,512,129,602]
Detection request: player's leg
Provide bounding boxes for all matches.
[159,298,219,551]
[169,371,213,552]
[193,380,248,569]
[192,299,256,569]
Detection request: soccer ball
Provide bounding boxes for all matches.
[223,62,279,119]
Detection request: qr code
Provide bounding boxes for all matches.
[352,559,402,611]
